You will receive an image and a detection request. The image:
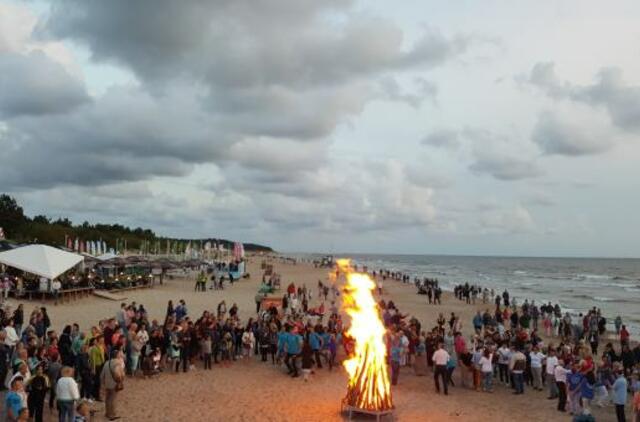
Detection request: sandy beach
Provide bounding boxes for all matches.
[8,257,621,422]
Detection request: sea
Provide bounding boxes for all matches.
[288,253,640,332]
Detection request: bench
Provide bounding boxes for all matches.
[20,287,95,304]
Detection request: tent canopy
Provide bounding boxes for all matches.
[96,252,119,261]
[0,244,84,280]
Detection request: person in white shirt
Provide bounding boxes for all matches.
[6,362,29,390]
[432,343,450,395]
[3,319,20,355]
[545,349,559,399]
[529,346,546,391]
[497,343,511,386]
[478,348,494,392]
[554,360,570,412]
[56,366,80,421]
[509,349,526,394]
[52,279,62,303]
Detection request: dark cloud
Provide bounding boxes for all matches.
[0,0,476,192]
[43,1,467,89]
[465,128,541,181]
[0,51,89,117]
[531,112,610,156]
[469,155,541,181]
[529,62,640,133]
[0,85,215,188]
[421,129,460,149]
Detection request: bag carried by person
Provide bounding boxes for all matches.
[108,359,124,391]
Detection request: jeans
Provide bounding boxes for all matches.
[27,391,46,422]
[434,365,448,394]
[615,404,626,422]
[92,364,103,400]
[569,390,582,415]
[557,381,567,411]
[391,360,400,385]
[482,371,493,391]
[285,353,299,376]
[129,353,140,374]
[531,367,542,389]
[547,373,558,398]
[57,400,74,422]
[512,372,524,394]
[498,363,509,384]
[314,350,323,368]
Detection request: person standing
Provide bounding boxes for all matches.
[509,348,526,395]
[390,334,402,386]
[555,359,570,412]
[5,376,26,422]
[88,336,105,401]
[479,348,494,392]
[612,369,628,422]
[497,343,511,386]
[0,331,9,392]
[432,342,450,395]
[567,364,584,416]
[56,366,80,422]
[101,350,125,421]
[12,305,24,337]
[614,316,622,335]
[301,339,314,382]
[284,326,301,377]
[26,363,49,422]
[529,346,545,391]
[546,348,559,399]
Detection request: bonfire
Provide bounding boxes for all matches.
[338,259,393,412]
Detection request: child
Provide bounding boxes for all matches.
[168,330,181,373]
[241,330,254,360]
[221,332,233,367]
[201,334,212,370]
[74,400,91,421]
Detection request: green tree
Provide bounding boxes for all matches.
[0,194,27,238]
[32,215,51,224]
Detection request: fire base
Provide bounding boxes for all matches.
[341,399,394,422]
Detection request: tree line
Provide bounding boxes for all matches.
[0,194,273,253]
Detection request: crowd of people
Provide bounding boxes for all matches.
[2,260,640,422]
[0,271,352,421]
[370,267,640,422]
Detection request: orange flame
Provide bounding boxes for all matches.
[338,259,393,411]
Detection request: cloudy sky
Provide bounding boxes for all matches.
[1,0,639,257]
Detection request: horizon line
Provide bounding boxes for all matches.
[278,251,640,260]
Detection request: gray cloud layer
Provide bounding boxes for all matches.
[529,62,640,134]
[0,0,471,192]
[0,51,89,117]
[0,0,480,238]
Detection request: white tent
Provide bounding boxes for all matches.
[95,252,118,261]
[0,244,84,279]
